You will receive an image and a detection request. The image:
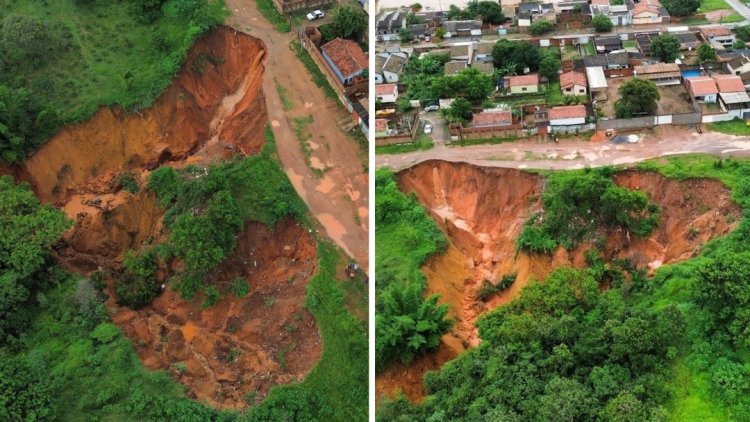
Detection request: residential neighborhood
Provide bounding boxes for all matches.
[374,0,750,151]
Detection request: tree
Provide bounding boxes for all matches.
[330,5,367,40]
[410,2,423,11]
[734,25,750,42]
[529,19,554,36]
[399,28,414,43]
[592,14,613,33]
[492,39,540,72]
[0,354,54,420]
[131,0,168,23]
[444,97,473,122]
[696,253,750,347]
[649,34,681,63]
[615,78,660,118]
[698,43,716,62]
[734,39,747,49]
[0,176,71,344]
[0,15,65,71]
[435,27,446,39]
[470,1,505,24]
[406,13,426,25]
[375,282,452,371]
[661,0,700,17]
[539,53,561,81]
[0,85,60,163]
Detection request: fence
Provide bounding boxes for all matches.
[550,123,596,134]
[449,124,538,140]
[597,111,702,130]
[374,113,420,146]
[274,0,334,14]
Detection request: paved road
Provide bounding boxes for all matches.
[225,0,369,269]
[377,126,750,172]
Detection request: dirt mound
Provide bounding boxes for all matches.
[376,160,740,403]
[111,220,320,409]
[10,26,267,205]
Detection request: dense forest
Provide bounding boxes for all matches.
[0,0,226,162]
[377,157,750,421]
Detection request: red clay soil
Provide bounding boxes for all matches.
[110,220,320,409]
[376,159,741,403]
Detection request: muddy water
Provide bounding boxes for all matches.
[376,160,742,403]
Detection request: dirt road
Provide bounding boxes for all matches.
[225,1,368,269]
[378,126,750,172]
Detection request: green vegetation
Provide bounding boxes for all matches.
[662,0,701,16]
[720,12,745,23]
[698,0,731,12]
[529,19,554,36]
[291,41,338,101]
[375,134,434,155]
[275,78,294,110]
[592,14,614,32]
[650,33,681,63]
[319,5,367,43]
[255,0,291,32]
[375,169,451,372]
[518,168,659,253]
[447,1,505,23]
[431,67,494,102]
[0,0,226,163]
[708,118,750,136]
[698,43,716,63]
[616,78,660,118]
[583,41,596,55]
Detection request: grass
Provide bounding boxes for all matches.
[547,81,564,106]
[720,12,745,23]
[698,0,732,13]
[0,0,226,151]
[275,78,295,110]
[679,17,711,25]
[291,41,339,102]
[623,39,638,50]
[375,134,434,154]
[562,44,580,60]
[449,135,521,147]
[707,118,750,136]
[582,42,596,56]
[255,0,291,32]
[292,115,328,177]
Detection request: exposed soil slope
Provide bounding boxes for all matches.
[111,221,320,409]
[376,160,740,402]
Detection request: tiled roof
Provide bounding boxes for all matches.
[383,54,407,74]
[685,77,718,96]
[321,38,368,78]
[560,71,587,89]
[444,60,468,75]
[475,42,494,55]
[375,83,398,96]
[701,26,732,37]
[472,62,495,74]
[507,73,539,87]
[473,109,513,127]
[714,75,746,92]
[634,63,680,74]
[549,105,587,120]
[450,44,471,57]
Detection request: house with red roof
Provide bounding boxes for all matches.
[560,71,587,96]
[685,77,718,103]
[505,74,540,94]
[632,0,669,25]
[375,83,399,104]
[321,38,368,86]
[548,105,588,127]
[472,109,513,128]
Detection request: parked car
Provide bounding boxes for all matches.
[313,9,325,18]
[424,123,433,134]
[306,12,316,20]
[424,105,439,112]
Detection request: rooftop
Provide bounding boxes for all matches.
[383,54,407,74]
[585,66,608,89]
[444,60,468,75]
[685,77,718,96]
[549,105,587,120]
[472,109,513,127]
[701,26,733,37]
[714,75,746,93]
[375,118,389,132]
[375,83,398,96]
[321,38,368,78]
[720,91,750,104]
[634,63,680,75]
[560,71,587,89]
[507,73,540,86]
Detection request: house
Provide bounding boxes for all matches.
[374,118,390,137]
[374,55,387,84]
[380,54,407,84]
[701,26,736,48]
[725,53,750,82]
[375,10,407,35]
[548,105,588,126]
[587,2,633,26]
[583,51,629,69]
[560,71,588,96]
[375,83,399,104]
[474,42,494,62]
[472,62,495,75]
[506,74,540,94]
[441,20,482,38]
[408,24,430,39]
[586,66,608,100]
[444,61,468,75]
[517,3,556,28]
[719,91,750,116]
[321,38,368,86]
[635,31,661,52]
[714,74,746,93]
[685,77,718,103]
[450,43,473,61]
[673,32,700,51]
[472,109,514,128]
[595,36,623,53]
[634,63,681,85]
[632,0,669,25]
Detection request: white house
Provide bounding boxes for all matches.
[375,83,399,104]
[685,77,718,103]
[548,105,587,126]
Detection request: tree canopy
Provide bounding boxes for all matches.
[649,34,681,63]
[698,43,716,62]
[329,5,368,41]
[492,39,540,73]
[661,0,700,17]
[592,14,613,32]
[615,78,660,118]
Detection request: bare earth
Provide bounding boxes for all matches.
[226,0,369,269]
[378,125,750,172]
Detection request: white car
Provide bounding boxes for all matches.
[306,12,316,20]
[313,10,325,18]
[424,123,433,134]
[424,105,439,112]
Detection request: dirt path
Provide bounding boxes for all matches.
[225,1,368,269]
[377,126,750,172]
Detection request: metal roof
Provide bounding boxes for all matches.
[586,66,608,89]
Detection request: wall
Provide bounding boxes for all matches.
[274,0,335,14]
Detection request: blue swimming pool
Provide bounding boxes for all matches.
[682,70,702,78]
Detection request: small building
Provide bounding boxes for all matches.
[595,36,622,53]
[701,26,736,48]
[441,20,482,38]
[634,63,681,85]
[719,91,750,116]
[472,109,513,128]
[517,2,556,27]
[588,2,633,26]
[472,62,495,75]
[375,83,399,104]
[673,32,700,51]
[714,74,746,93]
[726,53,750,81]
[548,105,588,126]
[375,10,407,35]
[474,42,494,62]
[685,76,718,103]
[506,74,540,94]
[632,0,669,25]
[374,118,390,137]
[381,54,407,84]
[450,43,473,61]
[583,51,629,69]
[444,61,468,75]
[374,55,387,84]
[560,71,588,96]
[586,66,608,100]
[321,38,369,86]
